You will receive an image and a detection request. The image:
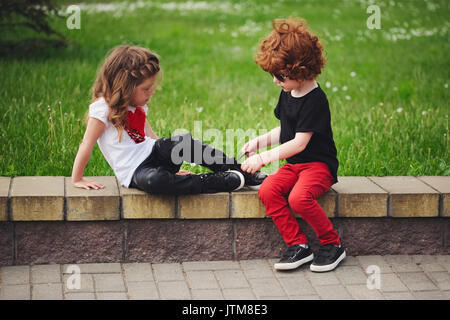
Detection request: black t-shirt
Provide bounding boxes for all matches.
[274,84,339,183]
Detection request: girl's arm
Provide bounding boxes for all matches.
[145,119,158,139]
[71,117,106,189]
[241,126,280,156]
[241,131,313,174]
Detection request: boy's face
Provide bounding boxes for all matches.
[273,74,302,92]
[131,75,157,107]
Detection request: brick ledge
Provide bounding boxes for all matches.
[0,176,449,221]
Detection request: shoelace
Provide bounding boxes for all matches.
[282,246,302,259]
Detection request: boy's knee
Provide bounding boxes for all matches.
[288,191,314,213]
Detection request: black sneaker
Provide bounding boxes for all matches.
[199,170,245,193]
[310,244,346,272]
[240,170,268,190]
[274,244,314,271]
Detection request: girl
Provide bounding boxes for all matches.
[240,19,345,272]
[72,45,266,195]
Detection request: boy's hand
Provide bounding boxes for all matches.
[241,139,258,158]
[241,154,265,174]
[73,178,105,190]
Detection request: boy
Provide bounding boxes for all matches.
[240,18,345,272]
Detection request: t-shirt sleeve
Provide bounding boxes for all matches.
[274,91,283,120]
[89,100,109,124]
[295,98,329,135]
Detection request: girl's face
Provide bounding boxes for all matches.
[273,74,302,92]
[131,76,157,107]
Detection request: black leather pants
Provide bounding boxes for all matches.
[130,132,240,195]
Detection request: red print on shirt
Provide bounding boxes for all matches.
[126,107,146,143]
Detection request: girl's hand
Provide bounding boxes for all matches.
[73,178,105,190]
[176,170,194,176]
[241,154,265,174]
[241,139,258,158]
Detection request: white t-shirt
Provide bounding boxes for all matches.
[89,97,156,187]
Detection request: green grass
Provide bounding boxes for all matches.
[0,0,449,177]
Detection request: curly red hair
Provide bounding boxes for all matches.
[255,18,326,81]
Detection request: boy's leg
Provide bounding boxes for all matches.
[258,164,308,246]
[287,162,340,246]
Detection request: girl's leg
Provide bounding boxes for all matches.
[157,132,239,173]
[287,163,340,246]
[258,164,308,246]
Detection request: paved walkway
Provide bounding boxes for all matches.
[1,255,449,300]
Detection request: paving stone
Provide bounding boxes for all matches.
[0,177,10,221]
[123,263,154,282]
[427,271,450,291]
[65,176,120,221]
[278,274,316,296]
[96,292,128,300]
[231,190,266,218]
[333,177,387,217]
[356,255,394,274]
[215,270,249,289]
[383,291,416,300]
[369,176,439,217]
[64,292,96,300]
[191,289,224,300]
[384,255,422,273]
[418,176,450,217]
[120,186,175,219]
[153,263,184,281]
[305,271,341,286]
[93,274,126,292]
[397,272,438,291]
[32,283,63,300]
[247,277,286,298]
[412,255,446,272]
[178,192,229,219]
[10,176,64,221]
[240,259,275,279]
[62,263,122,274]
[339,255,360,267]
[0,284,30,300]
[1,265,30,285]
[335,266,368,285]
[346,284,385,300]
[31,264,61,284]
[314,285,352,300]
[413,291,448,300]
[222,288,256,300]
[186,271,219,289]
[182,260,240,271]
[127,281,159,300]
[378,273,409,292]
[436,256,450,272]
[63,274,94,293]
[289,295,321,300]
[158,281,191,300]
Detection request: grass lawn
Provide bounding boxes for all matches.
[0,0,449,178]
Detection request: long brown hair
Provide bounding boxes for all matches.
[91,45,161,140]
[255,18,326,81]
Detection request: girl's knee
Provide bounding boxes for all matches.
[257,178,278,201]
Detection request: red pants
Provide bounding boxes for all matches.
[258,162,340,247]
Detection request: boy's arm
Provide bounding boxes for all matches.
[241,131,313,174]
[145,119,158,139]
[71,117,106,189]
[242,126,280,155]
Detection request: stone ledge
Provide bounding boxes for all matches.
[0,176,448,221]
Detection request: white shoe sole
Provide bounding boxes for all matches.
[310,250,346,272]
[228,170,245,191]
[246,184,261,191]
[274,253,314,271]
